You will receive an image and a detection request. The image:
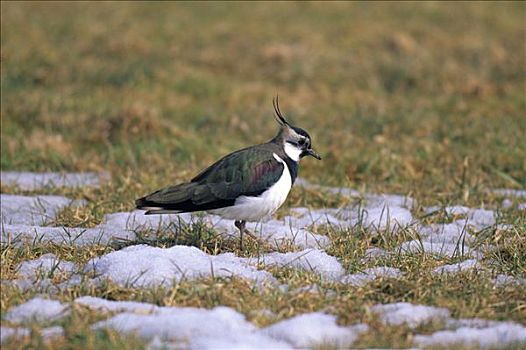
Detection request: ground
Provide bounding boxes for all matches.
[1,2,525,349]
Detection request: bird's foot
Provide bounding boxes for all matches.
[234,220,260,251]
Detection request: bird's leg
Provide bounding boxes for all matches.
[234,220,246,251]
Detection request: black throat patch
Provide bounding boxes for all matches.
[282,155,299,184]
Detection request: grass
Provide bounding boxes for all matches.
[1,2,525,349]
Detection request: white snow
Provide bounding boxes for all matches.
[0,326,30,344]
[0,194,85,226]
[493,189,526,198]
[419,220,474,244]
[17,253,76,280]
[85,245,348,286]
[245,248,346,281]
[399,239,480,258]
[291,284,323,294]
[0,171,108,190]
[493,274,524,287]
[75,296,160,314]
[41,326,64,340]
[444,205,471,216]
[363,247,389,259]
[360,205,413,232]
[11,254,77,293]
[397,209,493,258]
[103,210,194,232]
[295,180,417,211]
[446,318,501,329]
[85,244,276,287]
[371,302,450,329]
[467,209,496,229]
[414,322,526,348]
[366,193,416,210]
[262,312,368,348]
[0,209,190,246]
[87,296,366,349]
[336,197,414,233]
[2,207,330,249]
[288,207,342,227]
[4,297,69,324]
[502,198,513,209]
[246,220,330,249]
[433,259,479,274]
[94,306,291,349]
[209,214,331,249]
[426,206,496,230]
[341,267,402,287]
[188,332,291,350]
[294,180,415,233]
[423,205,496,231]
[1,223,136,246]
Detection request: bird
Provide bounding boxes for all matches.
[136,96,321,250]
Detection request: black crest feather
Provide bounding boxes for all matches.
[272,95,290,127]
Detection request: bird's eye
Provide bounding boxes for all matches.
[298,139,306,146]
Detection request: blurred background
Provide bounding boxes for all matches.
[1,2,525,202]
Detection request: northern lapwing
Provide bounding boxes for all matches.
[136,96,321,249]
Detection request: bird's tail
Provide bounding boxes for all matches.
[135,182,198,214]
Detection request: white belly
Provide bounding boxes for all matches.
[209,153,292,222]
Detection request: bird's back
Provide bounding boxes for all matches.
[135,142,287,215]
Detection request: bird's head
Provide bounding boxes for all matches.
[272,96,321,162]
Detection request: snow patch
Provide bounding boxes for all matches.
[502,199,513,209]
[414,322,526,348]
[86,296,366,349]
[0,171,108,190]
[0,194,85,226]
[433,259,480,274]
[493,189,526,199]
[294,180,415,233]
[0,209,191,246]
[366,193,416,210]
[41,326,64,340]
[425,206,496,230]
[245,249,346,281]
[17,253,76,280]
[341,267,402,287]
[85,244,276,287]
[75,296,160,314]
[247,220,330,249]
[361,205,413,232]
[371,302,450,329]
[363,247,389,259]
[10,254,77,292]
[288,207,342,228]
[208,214,331,249]
[493,274,524,287]
[2,208,329,250]
[94,306,290,349]
[419,220,474,244]
[1,223,136,246]
[0,326,30,344]
[262,312,368,348]
[85,245,346,287]
[4,297,69,324]
[399,239,480,258]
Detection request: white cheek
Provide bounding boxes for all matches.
[284,142,302,161]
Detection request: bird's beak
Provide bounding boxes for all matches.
[306,148,322,160]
